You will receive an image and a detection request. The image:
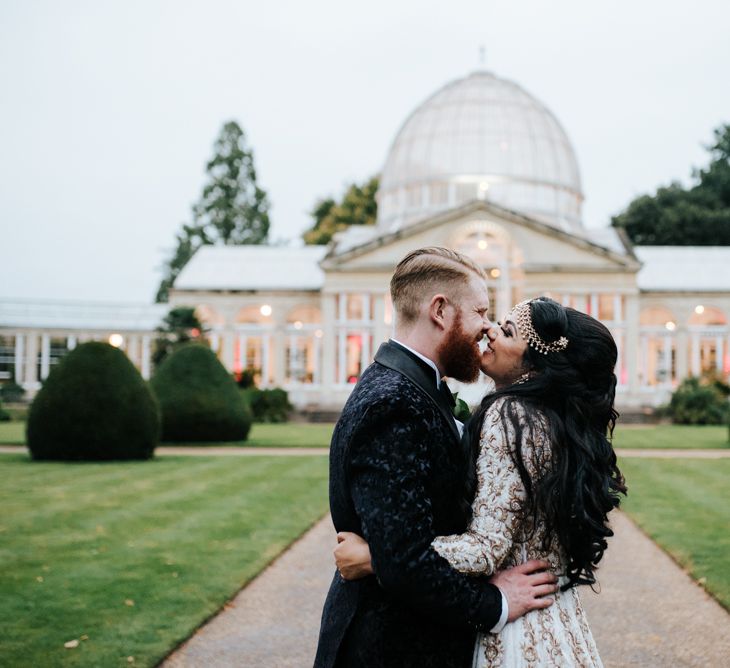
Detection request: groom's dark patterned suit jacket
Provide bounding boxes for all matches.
[314,340,503,668]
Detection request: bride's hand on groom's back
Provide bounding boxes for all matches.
[489,560,558,622]
[334,532,374,580]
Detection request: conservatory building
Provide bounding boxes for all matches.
[3,69,730,409]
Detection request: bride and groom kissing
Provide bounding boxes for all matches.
[314,247,626,667]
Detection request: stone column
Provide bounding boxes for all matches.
[272,309,287,387]
[23,331,39,388]
[40,334,51,380]
[222,331,235,372]
[141,335,151,380]
[690,334,700,376]
[261,335,271,387]
[321,293,336,390]
[14,333,25,385]
[715,336,723,372]
[625,295,640,395]
[675,328,689,383]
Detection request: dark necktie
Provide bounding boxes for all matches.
[438,380,456,409]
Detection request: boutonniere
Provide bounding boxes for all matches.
[451,392,472,422]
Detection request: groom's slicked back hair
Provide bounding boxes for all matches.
[390,247,487,325]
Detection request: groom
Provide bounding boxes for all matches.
[314,247,556,668]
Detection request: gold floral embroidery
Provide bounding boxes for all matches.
[432,398,604,667]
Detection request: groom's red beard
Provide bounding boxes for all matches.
[437,312,482,383]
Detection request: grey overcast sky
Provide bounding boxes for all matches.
[1,0,728,303]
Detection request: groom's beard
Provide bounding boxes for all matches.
[437,312,482,383]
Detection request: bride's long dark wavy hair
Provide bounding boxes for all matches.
[465,297,627,590]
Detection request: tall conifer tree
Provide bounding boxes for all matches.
[157,121,270,302]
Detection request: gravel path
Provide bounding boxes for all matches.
[581,511,730,667]
[162,517,334,668]
[162,510,730,668]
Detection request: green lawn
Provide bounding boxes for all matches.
[613,424,729,449]
[619,457,730,610]
[0,453,329,667]
[0,421,24,444]
[159,422,335,448]
[0,421,334,448]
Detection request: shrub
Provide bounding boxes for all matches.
[26,342,160,461]
[236,369,257,389]
[241,387,292,423]
[150,344,252,442]
[0,381,25,403]
[0,399,10,422]
[667,375,730,425]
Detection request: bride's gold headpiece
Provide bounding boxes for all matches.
[513,299,569,355]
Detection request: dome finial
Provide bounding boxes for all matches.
[478,44,486,69]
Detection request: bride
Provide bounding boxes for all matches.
[335,297,626,667]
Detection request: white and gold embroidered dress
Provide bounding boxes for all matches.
[433,398,603,668]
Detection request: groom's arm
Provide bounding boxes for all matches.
[347,399,502,632]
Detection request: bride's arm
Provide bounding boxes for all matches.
[432,398,547,576]
[334,399,548,580]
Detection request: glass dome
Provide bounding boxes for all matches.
[377,70,583,234]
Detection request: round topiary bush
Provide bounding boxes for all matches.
[27,342,160,461]
[668,376,730,425]
[150,344,253,442]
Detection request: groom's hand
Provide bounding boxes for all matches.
[334,531,374,580]
[489,560,558,622]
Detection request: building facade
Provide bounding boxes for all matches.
[3,70,729,409]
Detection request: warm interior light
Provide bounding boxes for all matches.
[108,333,124,348]
[260,304,272,317]
[695,305,705,314]
[293,321,303,330]
[477,239,488,250]
[478,182,489,192]
[665,321,676,331]
[490,268,501,278]
[314,329,323,338]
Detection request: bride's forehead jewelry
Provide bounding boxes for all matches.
[513,299,569,355]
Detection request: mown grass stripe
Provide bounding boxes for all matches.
[619,457,730,610]
[0,454,328,667]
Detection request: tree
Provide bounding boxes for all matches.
[303,175,379,245]
[612,124,730,245]
[156,121,271,302]
[152,306,208,369]
[156,223,204,303]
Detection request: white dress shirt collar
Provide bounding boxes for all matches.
[390,338,442,388]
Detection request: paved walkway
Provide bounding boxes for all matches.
[162,511,730,668]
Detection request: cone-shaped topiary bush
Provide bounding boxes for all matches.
[150,343,252,442]
[27,342,160,460]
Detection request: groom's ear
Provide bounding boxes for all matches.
[429,294,449,330]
